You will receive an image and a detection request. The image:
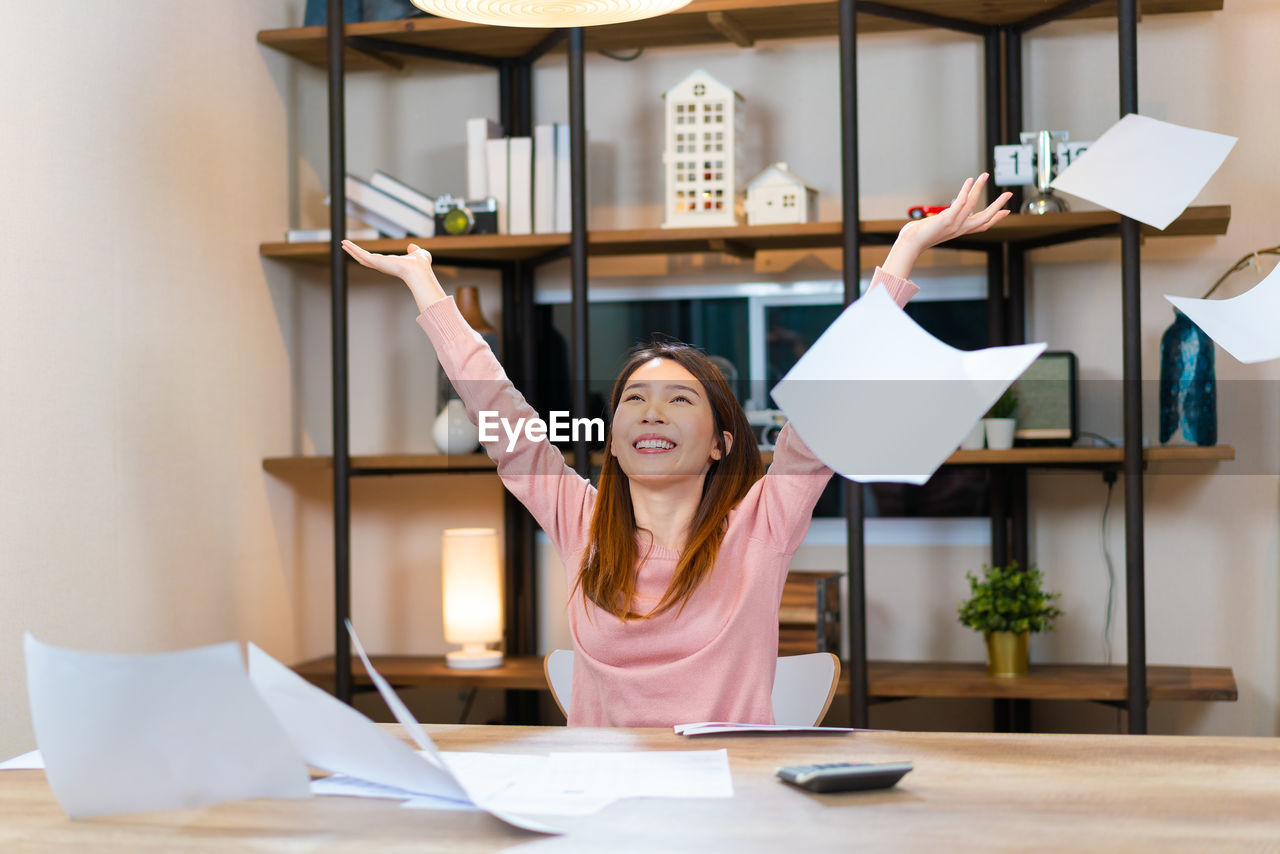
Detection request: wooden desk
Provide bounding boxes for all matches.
[3,724,1279,852]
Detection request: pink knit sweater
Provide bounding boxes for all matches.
[417,267,918,726]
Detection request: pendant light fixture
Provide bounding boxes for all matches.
[409,0,693,28]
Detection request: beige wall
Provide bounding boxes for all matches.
[0,1,303,758]
[2,0,1276,757]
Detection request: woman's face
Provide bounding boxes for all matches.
[610,357,732,483]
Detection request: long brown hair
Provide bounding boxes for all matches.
[576,341,763,620]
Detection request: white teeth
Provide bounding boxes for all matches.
[635,439,675,450]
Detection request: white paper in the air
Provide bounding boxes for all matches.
[246,641,560,834]
[23,633,310,818]
[1166,261,1280,364]
[771,286,1045,484]
[1049,114,1236,230]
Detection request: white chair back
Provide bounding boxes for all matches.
[544,648,575,718]
[542,650,840,726]
[771,652,840,726]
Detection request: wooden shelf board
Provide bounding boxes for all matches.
[293,655,1237,703]
[261,206,1229,264]
[948,444,1236,467]
[259,1,1222,69]
[862,661,1238,702]
[295,654,548,691]
[263,445,1233,476]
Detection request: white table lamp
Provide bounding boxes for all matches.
[442,528,504,669]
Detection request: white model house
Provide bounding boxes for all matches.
[662,70,744,228]
[744,162,817,226]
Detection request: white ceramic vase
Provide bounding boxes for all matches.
[433,399,481,455]
[959,421,986,450]
[983,418,1017,451]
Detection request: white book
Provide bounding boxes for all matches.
[466,117,503,200]
[486,137,510,235]
[533,124,556,234]
[554,123,572,233]
[345,174,434,237]
[508,136,533,236]
[370,171,435,221]
[286,226,379,243]
[346,199,407,239]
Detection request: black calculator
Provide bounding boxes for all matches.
[776,761,914,793]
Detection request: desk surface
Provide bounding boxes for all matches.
[4,725,1279,852]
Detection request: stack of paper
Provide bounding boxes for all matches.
[675,722,855,736]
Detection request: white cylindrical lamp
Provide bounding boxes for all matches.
[442,527,504,669]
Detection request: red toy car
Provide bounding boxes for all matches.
[907,205,948,219]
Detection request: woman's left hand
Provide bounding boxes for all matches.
[883,174,1013,280]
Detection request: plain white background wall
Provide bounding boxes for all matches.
[2,1,1276,756]
[0,0,304,759]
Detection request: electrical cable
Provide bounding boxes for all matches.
[1198,244,1280,300]
[1100,472,1117,666]
[1100,470,1121,732]
[597,47,644,61]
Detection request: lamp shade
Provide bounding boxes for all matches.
[409,0,693,28]
[441,528,504,669]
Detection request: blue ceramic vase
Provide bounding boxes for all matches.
[1158,309,1216,446]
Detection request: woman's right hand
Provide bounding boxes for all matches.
[341,241,448,311]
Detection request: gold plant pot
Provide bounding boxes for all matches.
[984,631,1030,677]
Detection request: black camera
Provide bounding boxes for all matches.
[434,194,499,236]
[746,409,787,450]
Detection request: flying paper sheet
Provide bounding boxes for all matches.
[1166,261,1280,364]
[770,286,1045,484]
[246,641,559,834]
[1049,114,1236,230]
[23,634,309,819]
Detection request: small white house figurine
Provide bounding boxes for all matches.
[744,162,817,226]
[662,70,744,228]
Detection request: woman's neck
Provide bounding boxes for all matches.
[628,474,707,552]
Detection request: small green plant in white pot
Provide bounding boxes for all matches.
[957,561,1062,677]
[982,388,1019,450]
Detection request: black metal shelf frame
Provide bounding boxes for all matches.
[318,0,1152,732]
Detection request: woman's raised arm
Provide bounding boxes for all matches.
[342,241,447,312]
[882,173,1013,281]
[341,240,595,556]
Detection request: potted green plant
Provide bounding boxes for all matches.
[982,388,1019,450]
[957,561,1062,677]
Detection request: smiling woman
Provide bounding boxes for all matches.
[340,174,1012,727]
[582,341,762,622]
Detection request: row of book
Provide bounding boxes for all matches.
[467,118,573,235]
[285,118,574,243]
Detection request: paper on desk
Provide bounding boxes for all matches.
[23,633,310,818]
[247,641,560,834]
[0,749,43,770]
[410,752,614,816]
[1049,114,1236,230]
[345,620,442,762]
[675,722,855,736]
[245,643,468,802]
[771,286,1045,484]
[1166,261,1280,364]
[547,750,732,800]
[311,773,423,800]
[417,750,730,815]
